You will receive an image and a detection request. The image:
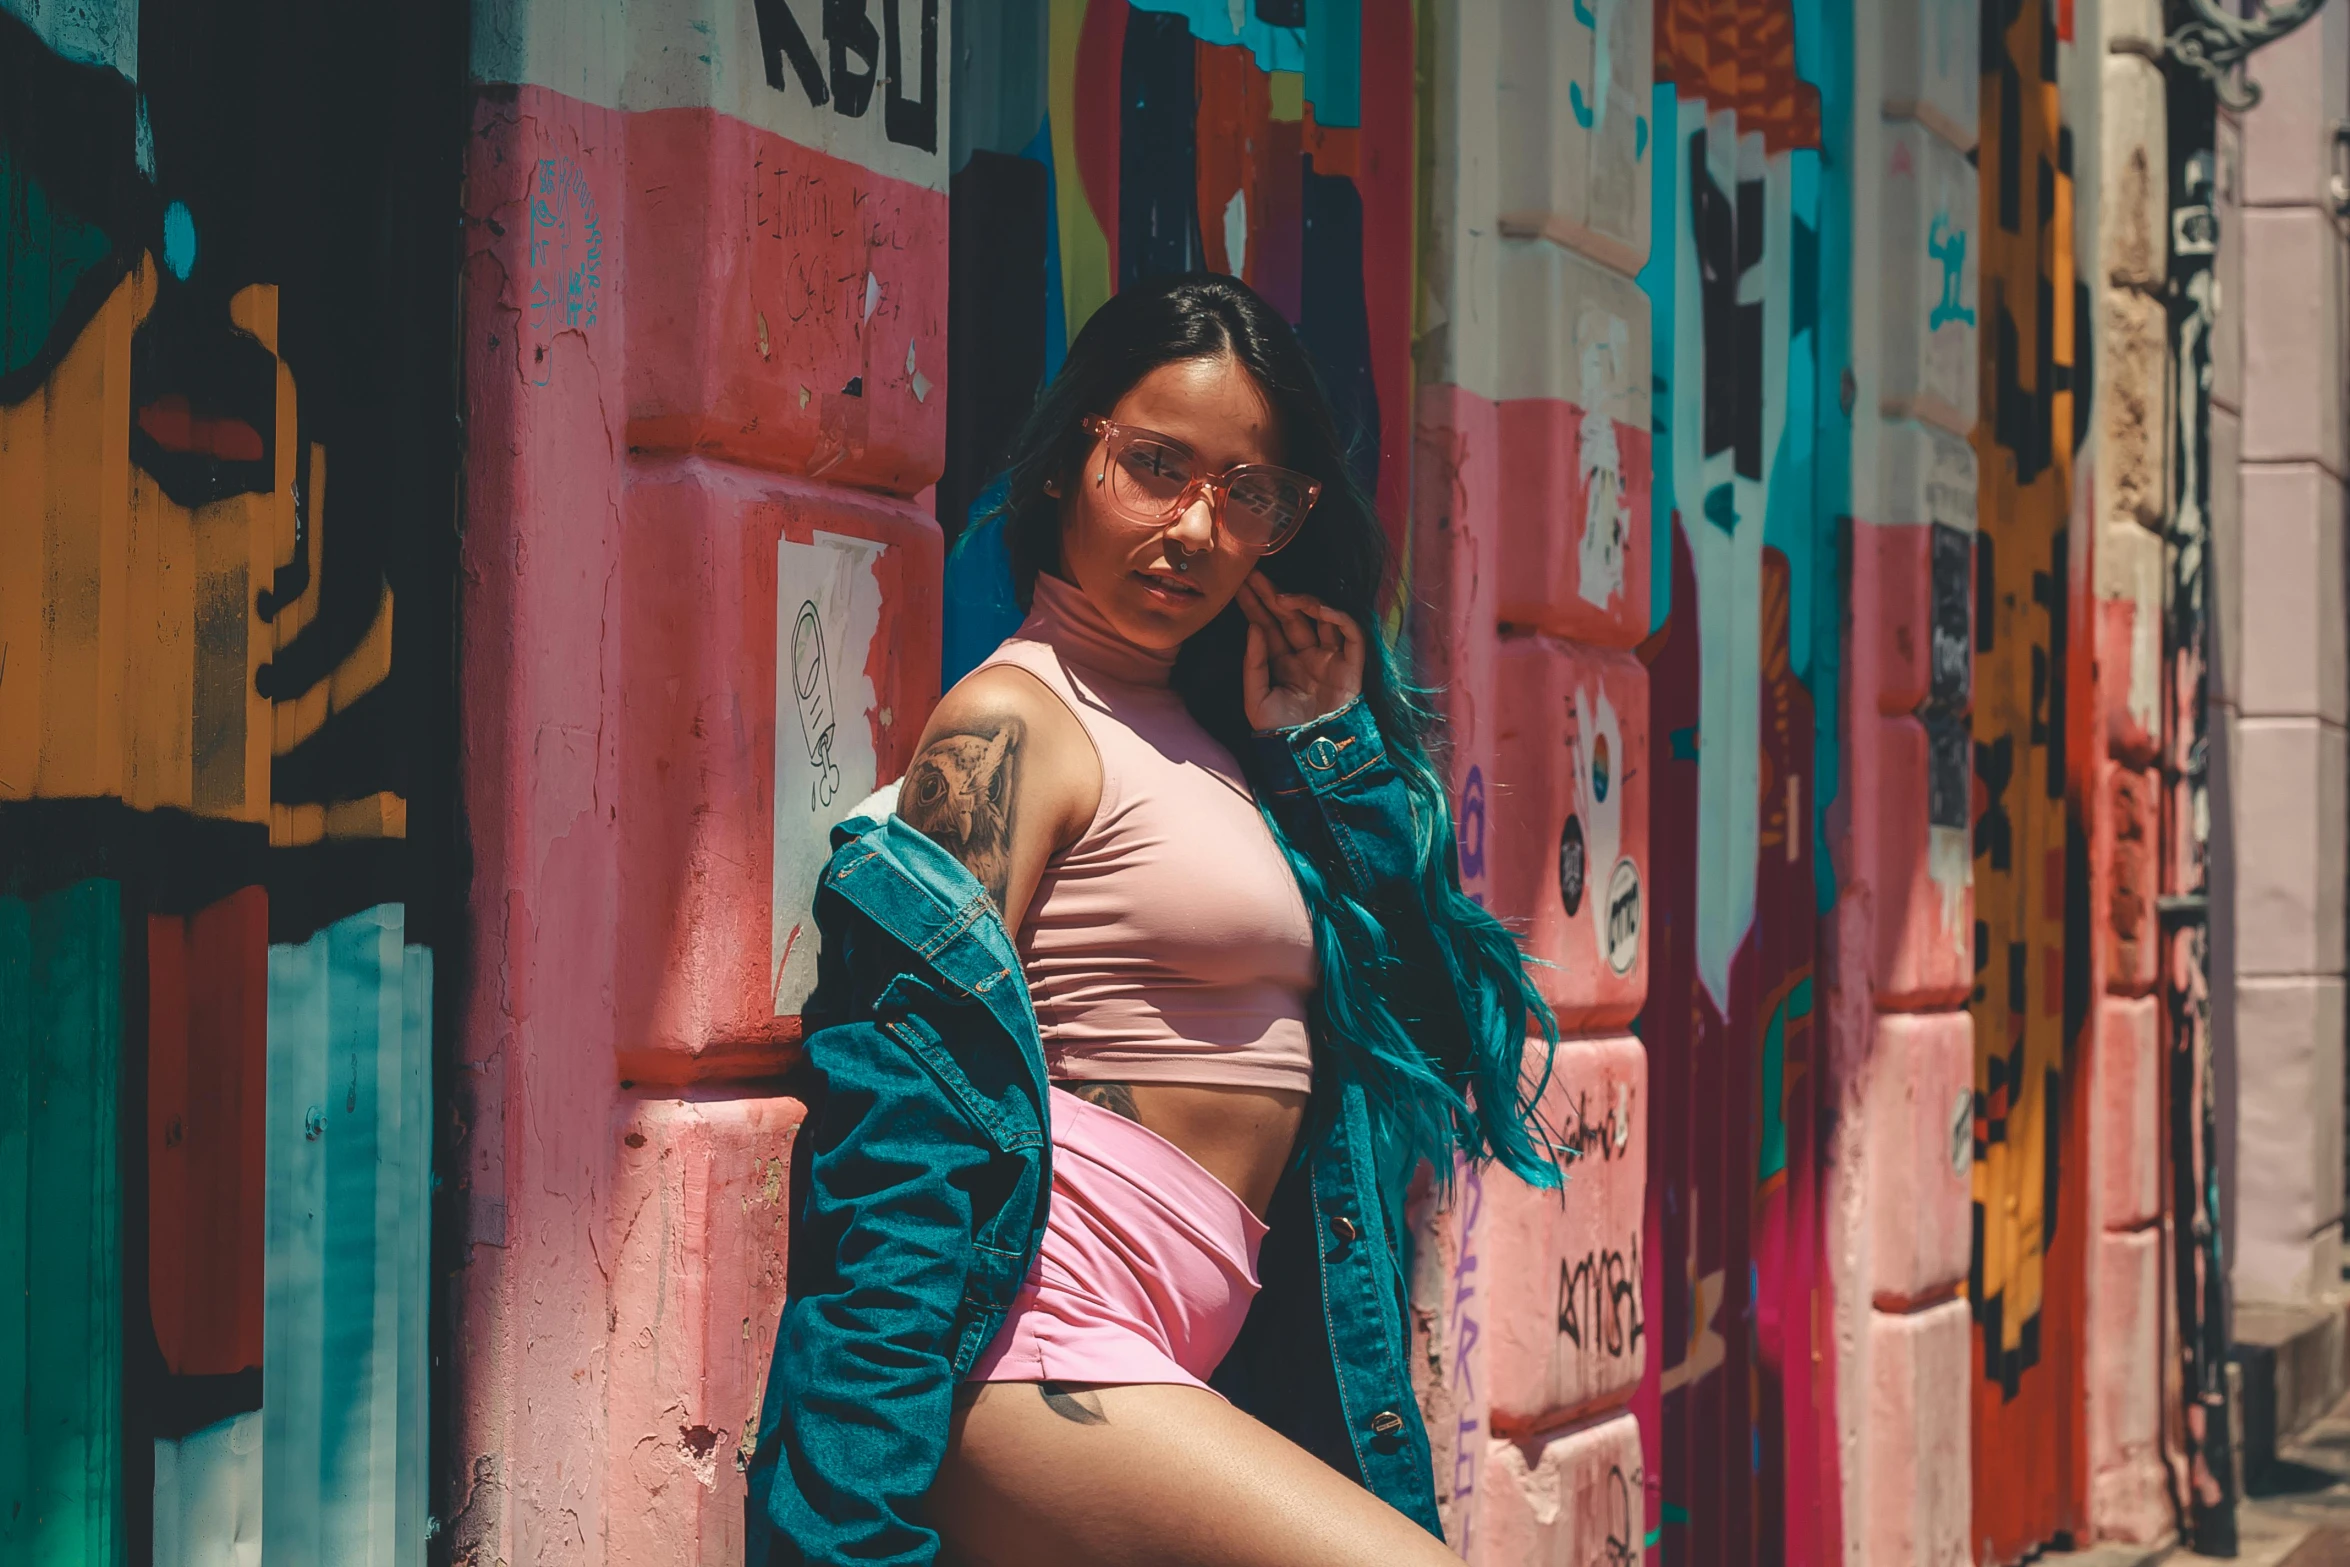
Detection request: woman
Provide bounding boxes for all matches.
[752,274,1560,1567]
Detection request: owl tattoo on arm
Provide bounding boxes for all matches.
[901,718,1023,911]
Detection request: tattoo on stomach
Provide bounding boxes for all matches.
[1064,1081,1141,1123]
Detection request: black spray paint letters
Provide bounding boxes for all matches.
[754,0,939,153]
[1556,1231,1643,1359]
[1602,1463,1644,1567]
[1557,1084,1634,1164]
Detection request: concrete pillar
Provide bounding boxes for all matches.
[2080,0,2177,1541]
[1408,2,1657,1559]
[1827,1,1980,1560]
[2221,2,2350,1312]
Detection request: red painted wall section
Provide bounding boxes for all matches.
[456,9,949,1554]
[147,888,268,1379]
[622,107,947,491]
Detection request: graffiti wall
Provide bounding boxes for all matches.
[0,1,2206,1562]
[1965,0,2093,1553]
[0,0,463,1558]
[1632,2,1853,1561]
[935,0,1415,677]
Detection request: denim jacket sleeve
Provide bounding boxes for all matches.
[756,1003,997,1566]
[750,831,1049,1567]
[1247,696,1421,908]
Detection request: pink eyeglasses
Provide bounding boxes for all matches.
[1080,414,1321,555]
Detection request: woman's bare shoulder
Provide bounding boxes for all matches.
[901,662,1100,914]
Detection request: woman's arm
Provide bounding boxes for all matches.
[895,664,1099,934]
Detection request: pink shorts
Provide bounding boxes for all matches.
[967,1087,1268,1393]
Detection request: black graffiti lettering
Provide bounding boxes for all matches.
[1557,1088,1631,1164]
[1602,1463,1642,1567]
[754,0,828,103]
[826,0,880,117]
[883,0,939,153]
[756,0,940,152]
[1555,1233,1643,1359]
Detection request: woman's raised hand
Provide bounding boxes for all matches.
[1238,571,1365,733]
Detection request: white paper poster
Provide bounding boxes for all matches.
[773,530,887,1015]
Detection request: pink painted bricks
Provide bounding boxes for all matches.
[1490,639,1650,1031]
[1483,1036,1648,1433]
[1492,400,1653,649]
[607,1097,805,1564]
[1861,1013,1973,1306]
[1473,1412,1646,1567]
[616,462,940,1082]
[623,108,948,493]
[457,32,949,1561]
[1863,1300,1973,1567]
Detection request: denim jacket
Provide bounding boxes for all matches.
[747,699,1446,1565]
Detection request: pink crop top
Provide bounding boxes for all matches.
[975,572,1319,1095]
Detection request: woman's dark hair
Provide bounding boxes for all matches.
[981,273,1560,1192]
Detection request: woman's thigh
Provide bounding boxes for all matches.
[931,1381,1464,1567]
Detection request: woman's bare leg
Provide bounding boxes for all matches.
[931,1381,1464,1567]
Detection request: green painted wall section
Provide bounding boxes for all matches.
[0,879,124,1567]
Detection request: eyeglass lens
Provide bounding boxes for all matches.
[1107,431,1307,548]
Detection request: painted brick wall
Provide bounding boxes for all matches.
[1827,1,1983,1562]
[1410,2,1656,1559]
[1,2,463,1559]
[452,1,947,1559]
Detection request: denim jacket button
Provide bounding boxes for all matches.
[1332,1215,1361,1242]
[1369,1410,1405,1436]
[1304,736,1339,771]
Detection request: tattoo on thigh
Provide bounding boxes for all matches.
[1037,1381,1108,1426]
[901,718,1023,910]
[1066,1081,1141,1123]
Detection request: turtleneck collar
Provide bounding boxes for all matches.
[1019,570,1180,688]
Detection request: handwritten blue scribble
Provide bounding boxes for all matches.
[529,157,603,344]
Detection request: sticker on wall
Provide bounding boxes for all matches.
[1604,858,1640,975]
[1576,314,1633,609]
[1570,684,1626,972]
[773,530,888,1015]
[1559,815,1587,916]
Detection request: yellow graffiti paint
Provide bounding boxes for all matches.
[0,263,406,837]
[0,260,276,818]
[1048,0,1115,345]
[1970,0,2076,1384]
[1968,0,2087,1554]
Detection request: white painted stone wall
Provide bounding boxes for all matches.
[2221,1,2350,1309]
